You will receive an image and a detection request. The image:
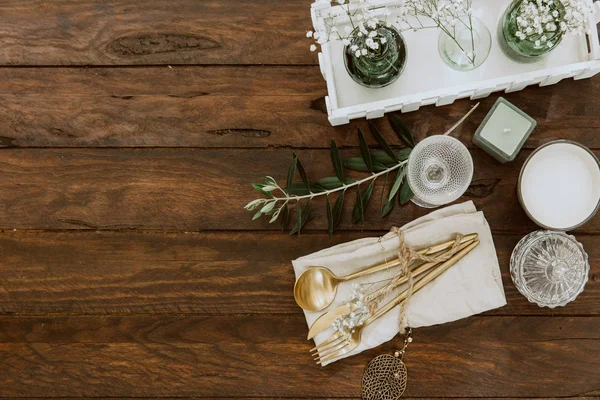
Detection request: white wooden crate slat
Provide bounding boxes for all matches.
[312,0,600,126]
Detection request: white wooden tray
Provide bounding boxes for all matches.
[311,0,600,125]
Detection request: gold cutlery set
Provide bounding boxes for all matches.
[294,233,480,365]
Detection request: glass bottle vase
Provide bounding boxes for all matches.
[344,25,407,88]
[437,16,492,71]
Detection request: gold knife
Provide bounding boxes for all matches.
[306,235,477,340]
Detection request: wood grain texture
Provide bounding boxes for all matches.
[0,231,598,315]
[0,68,599,148]
[0,0,312,66]
[0,315,598,397]
[0,147,598,233]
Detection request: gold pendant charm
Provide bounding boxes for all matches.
[361,353,407,400]
[361,328,412,400]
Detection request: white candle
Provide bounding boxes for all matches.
[473,98,536,163]
[520,141,600,230]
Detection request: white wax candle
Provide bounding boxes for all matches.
[520,142,600,229]
[480,102,534,156]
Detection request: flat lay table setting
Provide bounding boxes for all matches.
[0,0,599,399]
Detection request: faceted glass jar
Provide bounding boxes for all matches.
[498,0,564,63]
[510,230,589,308]
[344,25,407,88]
[438,16,491,71]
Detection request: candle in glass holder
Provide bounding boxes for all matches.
[473,97,536,163]
[519,140,600,230]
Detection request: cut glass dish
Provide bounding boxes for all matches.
[510,230,589,308]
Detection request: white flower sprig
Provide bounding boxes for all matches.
[511,0,592,49]
[307,0,393,58]
[332,283,372,337]
[395,0,479,66]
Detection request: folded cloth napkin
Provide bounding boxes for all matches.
[292,201,506,366]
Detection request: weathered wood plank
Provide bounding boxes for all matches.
[0,68,599,148]
[6,398,598,400]
[0,315,597,397]
[0,231,597,315]
[0,0,312,66]
[0,148,598,233]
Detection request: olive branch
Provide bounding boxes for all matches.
[245,114,415,237]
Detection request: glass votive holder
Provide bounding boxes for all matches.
[473,97,536,163]
[510,230,589,308]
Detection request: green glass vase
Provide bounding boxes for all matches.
[498,0,564,63]
[344,25,407,88]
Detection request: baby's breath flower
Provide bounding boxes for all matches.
[306,31,313,38]
[310,44,317,52]
[508,0,592,46]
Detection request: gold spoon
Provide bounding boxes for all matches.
[294,233,478,312]
[306,236,477,339]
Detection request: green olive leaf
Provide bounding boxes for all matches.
[369,122,397,161]
[330,139,344,181]
[399,177,414,205]
[358,128,373,172]
[389,113,415,148]
[293,152,311,192]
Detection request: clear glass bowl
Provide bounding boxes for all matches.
[510,230,589,308]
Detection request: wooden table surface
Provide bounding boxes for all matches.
[0,1,599,399]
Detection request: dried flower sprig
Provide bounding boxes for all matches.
[396,0,479,66]
[332,283,371,337]
[510,0,592,48]
[245,115,416,237]
[307,0,394,58]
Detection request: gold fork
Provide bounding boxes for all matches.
[311,239,480,365]
[306,235,478,340]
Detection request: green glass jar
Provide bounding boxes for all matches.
[498,0,564,63]
[344,25,407,88]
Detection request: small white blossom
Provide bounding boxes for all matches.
[309,44,317,52]
[507,0,592,46]
[306,31,313,38]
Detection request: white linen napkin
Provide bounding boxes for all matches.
[292,201,506,366]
